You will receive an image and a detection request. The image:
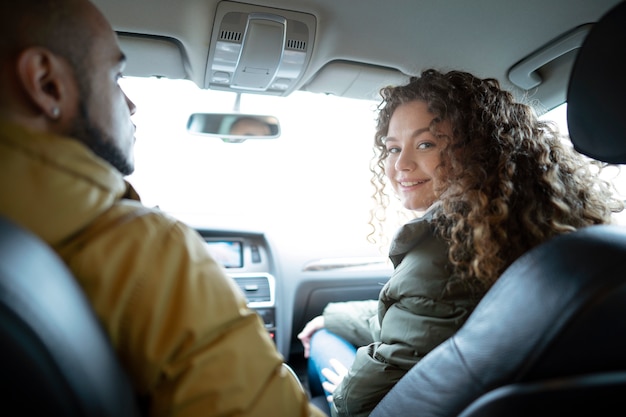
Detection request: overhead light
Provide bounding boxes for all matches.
[205,1,316,96]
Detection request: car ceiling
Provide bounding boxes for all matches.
[92,0,622,113]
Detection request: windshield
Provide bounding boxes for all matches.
[121,76,387,257]
[122,77,626,260]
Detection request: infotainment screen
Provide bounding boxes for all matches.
[204,240,243,268]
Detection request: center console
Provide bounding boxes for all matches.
[199,231,278,342]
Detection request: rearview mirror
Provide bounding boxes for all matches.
[186,113,281,143]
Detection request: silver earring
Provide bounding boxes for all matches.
[51,107,60,119]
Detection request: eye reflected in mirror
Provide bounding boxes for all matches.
[187,113,281,143]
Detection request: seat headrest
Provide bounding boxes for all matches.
[567,1,626,164]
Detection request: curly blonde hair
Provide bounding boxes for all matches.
[370,69,624,291]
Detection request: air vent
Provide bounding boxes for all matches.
[286,39,306,51]
[220,30,242,42]
[233,275,271,303]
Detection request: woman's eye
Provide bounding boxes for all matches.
[417,141,435,150]
[386,147,400,154]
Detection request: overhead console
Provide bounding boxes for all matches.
[197,229,277,342]
[204,1,316,96]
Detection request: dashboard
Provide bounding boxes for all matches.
[197,229,278,342]
[195,227,393,359]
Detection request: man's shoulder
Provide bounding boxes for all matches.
[105,201,202,245]
[91,201,173,237]
[60,200,199,256]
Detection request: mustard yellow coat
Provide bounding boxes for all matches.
[0,122,324,417]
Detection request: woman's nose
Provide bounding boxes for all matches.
[395,149,416,171]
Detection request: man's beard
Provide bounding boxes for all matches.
[69,99,134,176]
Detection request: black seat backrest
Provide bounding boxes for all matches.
[567,0,626,163]
[371,2,626,416]
[0,215,141,416]
[370,225,626,417]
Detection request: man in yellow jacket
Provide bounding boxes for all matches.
[0,1,324,416]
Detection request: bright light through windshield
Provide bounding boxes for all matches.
[121,76,386,255]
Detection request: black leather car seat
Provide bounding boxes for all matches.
[370,225,626,417]
[0,215,141,416]
[567,0,626,163]
[370,2,626,416]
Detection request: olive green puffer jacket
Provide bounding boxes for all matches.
[324,207,483,417]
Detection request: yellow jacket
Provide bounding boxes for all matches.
[0,122,324,417]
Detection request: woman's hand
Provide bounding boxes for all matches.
[297,315,325,358]
[321,358,349,403]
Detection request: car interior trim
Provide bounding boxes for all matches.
[508,24,592,90]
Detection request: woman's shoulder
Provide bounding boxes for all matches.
[389,203,443,262]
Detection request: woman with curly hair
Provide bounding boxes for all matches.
[298,68,623,417]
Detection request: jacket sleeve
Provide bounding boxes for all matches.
[323,299,379,347]
[330,299,471,417]
[67,209,325,417]
[330,225,476,417]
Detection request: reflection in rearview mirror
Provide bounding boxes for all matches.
[187,113,281,143]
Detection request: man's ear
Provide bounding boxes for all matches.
[16,47,70,121]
